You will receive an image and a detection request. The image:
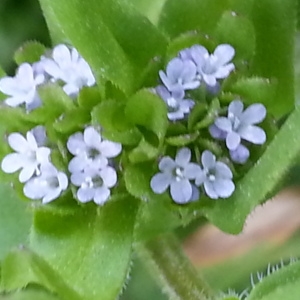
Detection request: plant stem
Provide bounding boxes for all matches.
[138,233,215,300]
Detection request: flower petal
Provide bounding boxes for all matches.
[159,156,176,172]
[99,140,122,158]
[238,125,266,145]
[175,147,191,167]
[183,163,202,180]
[209,124,227,140]
[19,164,36,183]
[100,167,117,188]
[241,103,267,124]
[214,44,235,66]
[42,188,61,204]
[57,172,68,190]
[77,187,94,203]
[150,173,172,194]
[170,179,192,204]
[67,132,85,155]
[215,162,233,179]
[84,126,101,148]
[214,64,235,79]
[23,177,47,200]
[201,150,215,170]
[7,133,30,153]
[1,153,24,173]
[204,181,218,199]
[226,131,241,150]
[228,100,244,116]
[229,144,250,164]
[215,117,232,132]
[70,172,86,186]
[68,155,89,173]
[213,179,235,198]
[94,186,110,205]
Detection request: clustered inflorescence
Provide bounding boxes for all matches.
[0,42,267,206]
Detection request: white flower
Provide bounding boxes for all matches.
[180,44,235,87]
[156,85,194,121]
[67,126,122,173]
[1,130,51,183]
[71,166,117,205]
[195,150,235,199]
[150,147,201,204]
[159,57,200,92]
[41,44,95,96]
[211,100,267,151]
[24,163,68,203]
[0,63,44,110]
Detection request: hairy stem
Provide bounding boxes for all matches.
[138,233,215,300]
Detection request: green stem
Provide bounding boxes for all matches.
[138,233,215,300]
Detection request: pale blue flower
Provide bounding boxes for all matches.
[24,163,68,203]
[180,44,235,87]
[67,126,122,173]
[41,44,95,96]
[1,130,51,183]
[195,150,235,199]
[159,57,200,92]
[156,85,194,121]
[150,147,201,204]
[229,144,250,164]
[211,100,267,151]
[0,63,44,110]
[71,166,117,205]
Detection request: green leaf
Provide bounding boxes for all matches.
[78,86,103,109]
[14,41,46,65]
[158,0,230,38]
[128,138,159,163]
[30,197,139,300]
[166,133,199,146]
[91,100,142,145]
[214,11,256,62]
[0,288,59,300]
[250,0,296,117]
[247,261,300,300]
[0,184,31,260]
[1,248,81,300]
[39,0,136,94]
[226,77,277,111]
[189,105,300,234]
[125,90,168,142]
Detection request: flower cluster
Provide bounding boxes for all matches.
[67,126,122,205]
[1,127,68,203]
[151,148,234,203]
[156,44,235,121]
[0,44,95,111]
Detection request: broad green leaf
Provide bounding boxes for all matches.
[247,261,300,300]
[226,77,277,110]
[188,105,300,234]
[1,248,81,300]
[128,138,159,163]
[166,133,199,147]
[125,90,168,142]
[30,196,139,300]
[14,41,46,65]
[0,288,58,300]
[158,0,230,38]
[91,0,168,70]
[78,86,103,109]
[91,100,142,145]
[39,0,135,94]
[250,0,296,117]
[0,184,31,260]
[214,11,256,62]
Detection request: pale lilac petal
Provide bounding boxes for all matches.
[94,187,110,205]
[195,171,207,186]
[214,64,235,79]
[204,181,218,199]
[159,70,171,91]
[53,44,71,67]
[57,172,68,190]
[215,117,232,132]
[213,179,235,198]
[209,125,227,140]
[190,184,200,202]
[226,131,241,150]
[1,153,24,173]
[68,156,89,173]
[241,103,267,124]
[19,164,36,183]
[215,162,233,179]
[8,133,30,153]
[99,140,122,158]
[201,150,215,170]
[77,187,95,203]
[67,133,85,155]
[175,147,191,167]
[63,83,79,96]
[84,126,101,148]
[42,59,63,79]
[100,167,117,188]
[183,163,202,179]
[228,100,244,116]
[202,74,217,86]
[166,58,184,82]
[158,157,176,172]
[238,125,266,145]
[150,173,172,194]
[42,188,61,204]
[23,178,46,199]
[5,96,25,107]
[26,132,38,149]
[0,77,18,95]
[230,144,250,164]
[170,179,192,204]
[214,44,235,66]
[70,172,86,186]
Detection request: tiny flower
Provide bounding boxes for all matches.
[71,166,117,205]
[229,144,250,164]
[23,163,68,203]
[67,126,122,173]
[211,100,267,151]
[41,44,95,96]
[1,130,51,182]
[156,85,194,120]
[181,44,235,87]
[195,150,235,199]
[0,63,44,110]
[150,147,201,204]
[159,57,200,92]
